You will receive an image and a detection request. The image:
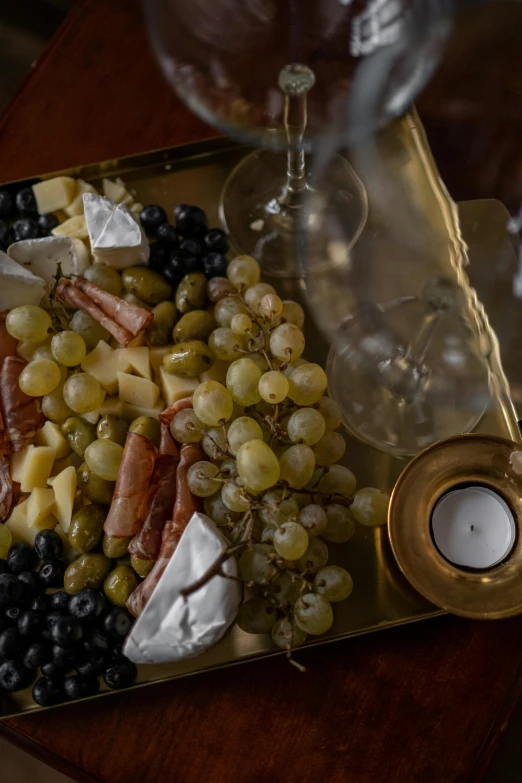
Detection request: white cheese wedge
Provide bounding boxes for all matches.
[123,346,151,380]
[118,372,160,409]
[20,446,56,493]
[0,251,45,310]
[35,421,70,459]
[8,236,89,288]
[121,398,165,422]
[48,465,76,532]
[84,193,149,268]
[81,340,132,395]
[159,366,199,406]
[124,513,241,665]
[52,215,89,241]
[65,179,98,217]
[33,177,77,214]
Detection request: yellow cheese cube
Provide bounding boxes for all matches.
[33,177,78,214]
[5,500,57,545]
[20,446,55,492]
[65,179,98,218]
[200,359,230,385]
[109,331,146,350]
[80,410,100,425]
[81,340,132,394]
[121,397,165,422]
[27,487,56,526]
[98,396,123,417]
[11,445,34,484]
[123,346,151,380]
[35,421,70,459]
[159,366,199,406]
[118,372,160,408]
[48,465,76,532]
[102,178,128,203]
[52,215,89,241]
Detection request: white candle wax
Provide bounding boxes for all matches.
[431,486,516,569]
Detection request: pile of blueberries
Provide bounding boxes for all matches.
[142,203,229,287]
[0,186,58,252]
[0,530,136,707]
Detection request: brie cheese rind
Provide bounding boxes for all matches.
[123,513,241,665]
[8,236,90,287]
[0,251,46,310]
[84,193,149,269]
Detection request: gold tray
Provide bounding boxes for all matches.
[2,131,505,718]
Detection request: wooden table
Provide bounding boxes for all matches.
[1,1,522,781]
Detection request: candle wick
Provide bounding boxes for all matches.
[470,525,474,531]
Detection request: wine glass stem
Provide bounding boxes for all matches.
[278,68,313,209]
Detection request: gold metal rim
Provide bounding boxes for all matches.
[388,433,522,619]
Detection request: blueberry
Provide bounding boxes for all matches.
[31,594,49,613]
[0,190,13,217]
[172,249,202,275]
[4,606,22,625]
[15,187,37,214]
[23,641,52,670]
[0,660,34,692]
[18,610,46,640]
[103,659,137,690]
[179,238,204,257]
[0,628,24,660]
[34,529,63,563]
[50,616,83,646]
[37,213,59,236]
[0,560,9,576]
[41,661,65,680]
[148,242,170,273]
[204,228,229,254]
[0,220,10,246]
[32,676,63,706]
[38,560,65,589]
[64,674,99,700]
[8,542,37,574]
[174,203,189,220]
[83,628,110,654]
[69,589,105,621]
[50,591,71,615]
[76,649,106,678]
[175,205,208,238]
[11,218,39,242]
[140,205,167,234]
[203,252,228,279]
[103,608,133,640]
[17,570,40,600]
[51,644,77,671]
[0,573,23,608]
[156,223,178,248]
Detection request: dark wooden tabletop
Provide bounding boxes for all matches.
[1,1,522,781]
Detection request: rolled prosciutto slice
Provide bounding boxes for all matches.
[73,277,153,336]
[0,312,17,456]
[0,456,14,522]
[159,396,194,428]
[127,442,204,617]
[0,356,44,453]
[57,280,134,346]
[103,432,158,538]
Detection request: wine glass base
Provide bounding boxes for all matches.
[219,148,367,279]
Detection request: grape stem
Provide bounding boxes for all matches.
[48,262,71,333]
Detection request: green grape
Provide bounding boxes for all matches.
[298,504,328,537]
[287,408,325,446]
[226,358,263,406]
[84,439,123,481]
[294,593,333,635]
[295,536,329,574]
[244,283,276,315]
[187,461,221,497]
[259,491,299,526]
[30,348,67,384]
[323,504,356,543]
[259,293,283,318]
[202,425,229,460]
[193,380,233,426]
[227,416,263,456]
[271,618,307,649]
[236,598,277,633]
[279,444,315,489]
[260,522,277,543]
[51,331,87,367]
[42,385,73,423]
[317,465,356,498]
[318,396,342,430]
[258,370,289,404]
[287,363,327,405]
[19,358,62,396]
[227,255,261,290]
[238,543,276,583]
[209,327,245,361]
[292,492,314,508]
[170,408,204,443]
[230,313,252,335]
[63,372,104,414]
[6,305,51,342]
[203,492,240,528]
[220,457,238,479]
[0,522,12,559]
[221,481,250,512]
[84,263,122,295]
[248,352,270,372]
[271,570,304,605]
[282,358,308,379]
[281,300,305,329]
[236,439,280,492]
[207,276,234,303]
[351,487,390,527]
[269,323,305,362]
[312,432,346,466]
[274,521,309,560]
[214,296,249,328]
[314,566,353,602]
[69,309,111,350]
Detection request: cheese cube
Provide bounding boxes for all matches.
[80,410,100,425]
[159,366,199,406]
[121,397,165,422]
[33,177,78,214]
[35,421,70,458]
[110,332,145,349]
[20,446,56,492]
[200,359,230,385]
[11,445,34,483]
[102,178,128,203]
[65,179,98,217]
[5,500,57,545]
[81,340,132,394]
[48,465,76,532]
[27,487,56,526]
[123,346,151,380]
[118,372,160,409]
[52,215,89,241]
[98,396,123,417]
[149,346,172,373]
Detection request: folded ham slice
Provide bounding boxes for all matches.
[0,356,44,454]
[57,280,134,346]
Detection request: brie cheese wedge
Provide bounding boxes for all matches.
[8,236,90,288]
[0,251,46,309]
[123,513,241,665]
[84,193,149,269]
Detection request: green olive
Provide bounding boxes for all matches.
[116,555,132,568]
[163,340,215,377]
[128,416,161,448]
[103,565,139,606]
[84,264,122,296]
[97,415,129,446]
[102,534,132,559]
[122,266,172,305]
[77,462,115,505]
[122,292,152,311]
[64,553,112,595]
[68,504,106,554]
[61,417,97,458]
[131,555,154,578]
[146,301,177,346]
[175,272,207,313]
[173,310,215,343]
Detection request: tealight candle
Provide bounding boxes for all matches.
[431,485,516,569]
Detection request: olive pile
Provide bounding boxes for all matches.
[0,530,136,706]
[0,183,58,251]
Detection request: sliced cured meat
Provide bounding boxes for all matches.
[73,277,153,336]
[0,356,44,453]
[0,312,17,362]
[159,396,194,429]
[57,279,134,346]
[0,456,14,522]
